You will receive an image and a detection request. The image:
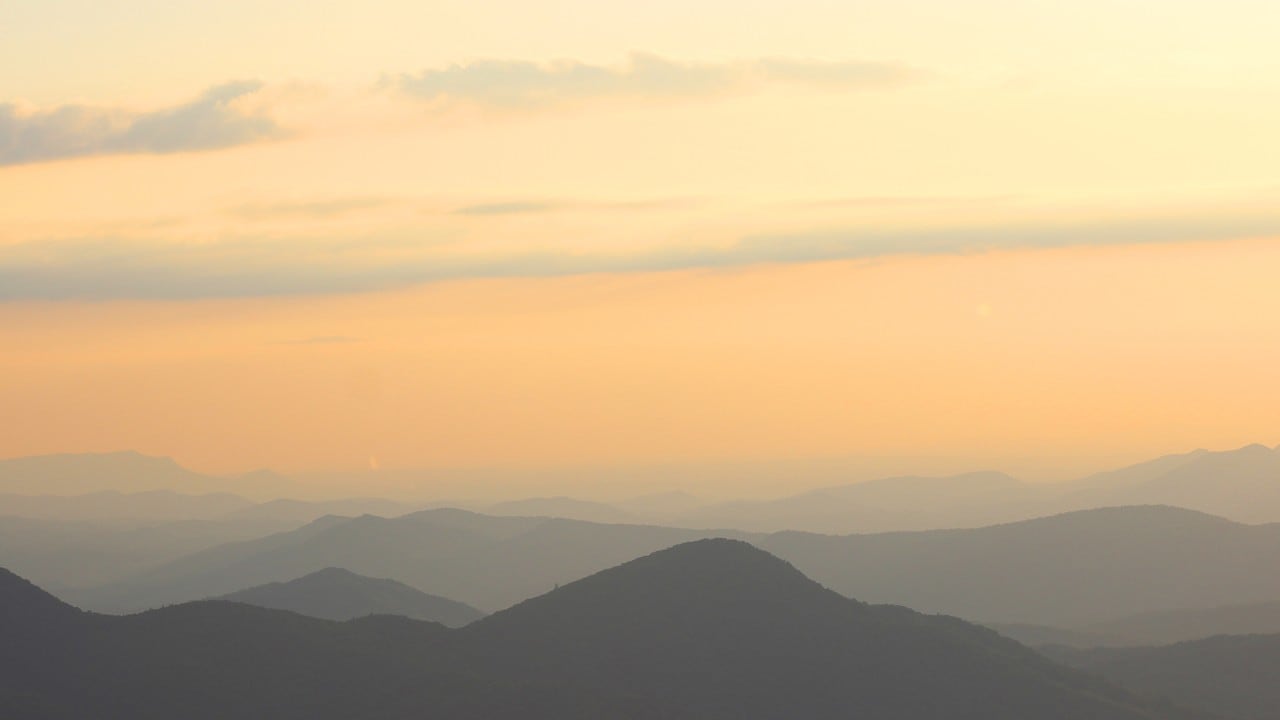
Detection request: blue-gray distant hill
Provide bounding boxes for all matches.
[0,541,1196,719]
[218,567,483,627]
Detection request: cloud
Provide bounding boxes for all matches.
[397,53,919,108]
[452,197,696,216]
[454,201,562,216]
[272,336,362,345]
[3,211,1279,301]
[227,197,394,220]
[0,81,285,166]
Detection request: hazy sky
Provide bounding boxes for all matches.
[2,1,1278,488]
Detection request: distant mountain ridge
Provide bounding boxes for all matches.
[0,451,216,496]
[62,504,1280,628]
[671,444,1280,532]
[4,442,1279,532]
[1048,634,1280,720]
[0,542,1193,719]
[218,567,483,627]
[995,599,1280,648]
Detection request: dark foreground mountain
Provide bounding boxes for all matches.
[0,542,1191,719]
[1047,634,1280,720]
[218,567,483,627]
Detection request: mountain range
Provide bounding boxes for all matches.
[669,443,1280,532]
[1048,634,1280,720]
[0,540,1193,719]
[4,443,1278,534]
[58,504,1280,628]
[995,599,1280,648]
[217,567,483,627]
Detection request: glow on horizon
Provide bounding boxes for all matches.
[2,0,1279,494]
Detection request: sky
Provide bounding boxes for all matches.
[2,1,1279,495]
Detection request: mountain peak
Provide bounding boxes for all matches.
[218,567,483,627]
[0,567,83,629]
[468,538,850,644]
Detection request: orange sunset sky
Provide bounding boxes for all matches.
[2,1,1278,495]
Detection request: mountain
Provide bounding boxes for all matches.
[0,495,426,592]
[1088,601,1280,646]
[1065,444,1280,523]
[0,489,254,524]
[1047,634,1280,720]
[218,567,483,627]
[0,451,217,496]
[68,505,1280,628]
[670,444,1280,534]
[485,496,639,524]
[67,508,724,613]
[761,505,1280,626]
[0,515,288,591]
[0,451,309,501]
[996,599,1280,648]
[0,544,1194,719]
[615,490,705,520]
[675,471,1043,533]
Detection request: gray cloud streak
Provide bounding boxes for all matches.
[452,197,697,216]
[3,212,1279,301]
[227,197,395,220]
[398,53,919,108]
[272,335,363,345]
[0,81,284,166]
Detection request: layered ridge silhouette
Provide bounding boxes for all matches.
[0,541,1189,719]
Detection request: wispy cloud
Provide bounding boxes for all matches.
[397,53,920,109]
[3,211,1278,301]
[0,81,285,166]
[227,197,394,220]
[452,197,697,216]
[272,335,363,345]
[454,201,562,216]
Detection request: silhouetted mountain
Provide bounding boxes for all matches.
[1048,634,1280,720]
[71,505,1280,626]
[0,514,283,590]
[0,545,1194,719]
[0,494,426,592]
[996,599,1280,648]
[68,508,727,612]
[0,451,312,501]
[218,567,483,626]
[760,505,1280,625]
[667,443,1280,533]
[990,622,1127,648]
[0,489,253,524]
[1065,444,1280,523]
[485,496,639,524]
[676,471,1041,533]
[1088,601,1280,646]
[615,490,705,520]
[0,451,216,496]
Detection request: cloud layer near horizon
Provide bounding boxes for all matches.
[0,81,283,166]
[4,211,1279,301]
[398,53,919,108]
